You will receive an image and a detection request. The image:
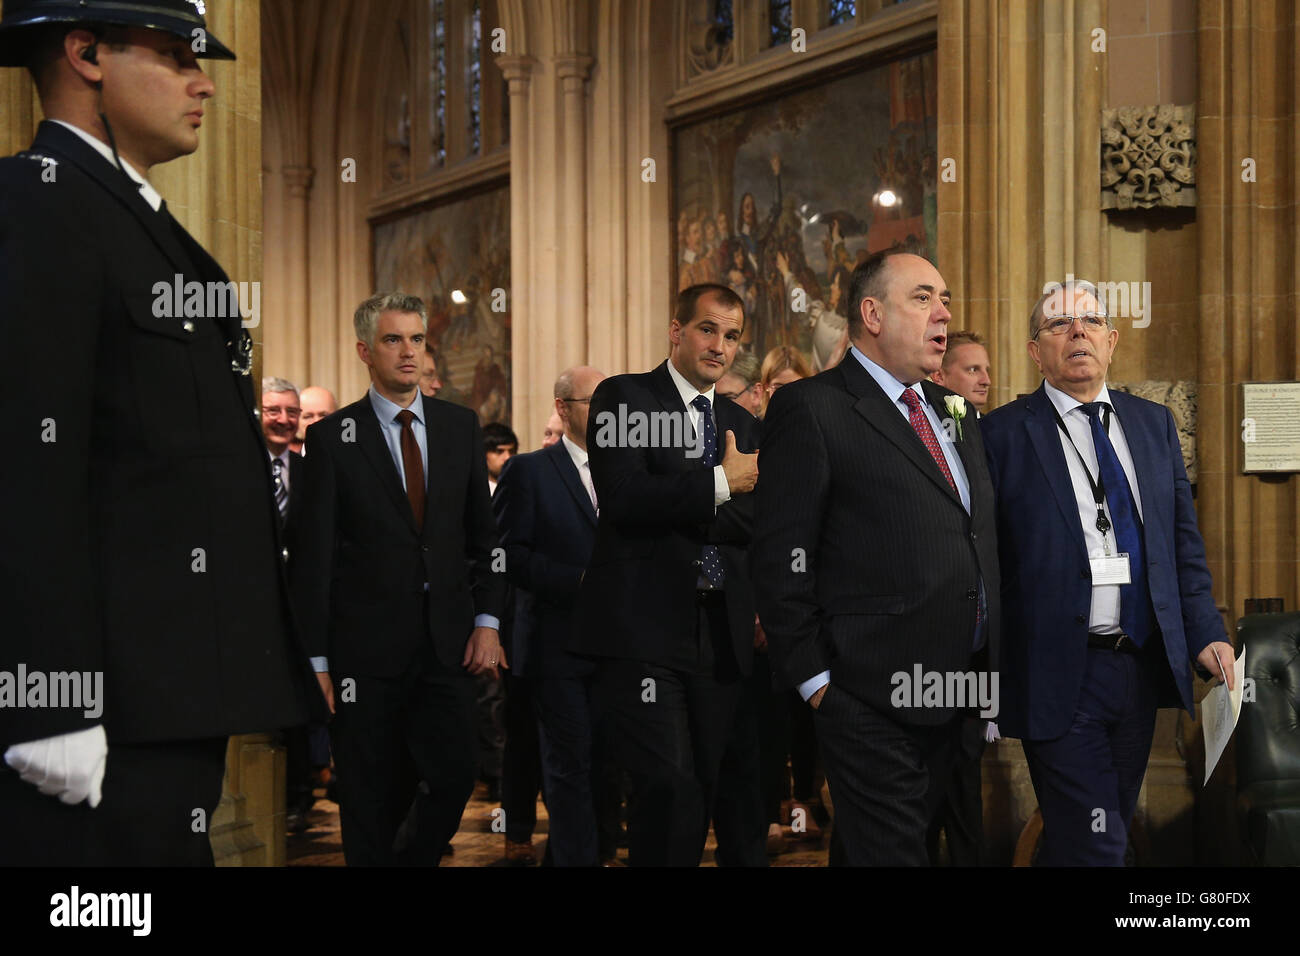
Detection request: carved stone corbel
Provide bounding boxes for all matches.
[1101,105,1196,211]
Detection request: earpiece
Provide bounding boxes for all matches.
[80,43,99,64]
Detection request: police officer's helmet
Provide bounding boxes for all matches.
[0,0,235,67]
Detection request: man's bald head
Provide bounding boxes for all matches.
[297,386,338,445]
[554,365,606,449]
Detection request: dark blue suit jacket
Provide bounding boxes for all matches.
[981,384,1225,741]
[492,441,598,678]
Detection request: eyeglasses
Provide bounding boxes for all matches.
[562,398,593,405]
[261,406,301,418]
[1034,314,1109,338]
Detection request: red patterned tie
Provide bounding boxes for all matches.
[899,388,956,492]
[396,409,426,529]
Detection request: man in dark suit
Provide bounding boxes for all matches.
[494,365,606,865]
[261,376,318,831]
[981,278,1234,866]
[574,284,760,866]
[0,0,316,866]
[752,250,1001,866]
[290,291,506,866]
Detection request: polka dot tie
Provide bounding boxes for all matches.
[691,395,725,588]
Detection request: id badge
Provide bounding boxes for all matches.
[1090,553,1132,585]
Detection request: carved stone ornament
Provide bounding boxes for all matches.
[684,0,734,80]
[1101,105,1196,210]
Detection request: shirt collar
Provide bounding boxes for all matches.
[368,384,424,425]
[849,345,928,410]
[561,433,588,469]
[50,119,164,213]
[1043,379,1113,419]
[665,359,716,410]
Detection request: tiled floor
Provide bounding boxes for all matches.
[287,782,831,867]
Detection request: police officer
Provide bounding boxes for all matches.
[0,0,320,865]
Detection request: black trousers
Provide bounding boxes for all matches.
[712,650,769,866]
[926,717,987,865]
[591,593,742,867]
[500,671,541,842]
[533,672,600,865]
[0,736,227,866]
[330,645,476,866]
[815,685,958,866]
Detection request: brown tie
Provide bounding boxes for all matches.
[396,409,425,528]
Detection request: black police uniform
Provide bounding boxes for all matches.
[0,2,319,865]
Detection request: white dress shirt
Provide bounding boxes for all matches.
[1042,380,1144,635]
[664,359,732,508]
[562,434,598,512]
[50,119,163,212]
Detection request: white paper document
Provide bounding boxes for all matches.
[1201,648,1246,785]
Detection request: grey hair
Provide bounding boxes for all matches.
[1029,278,1111,339]
[726,351,761,388]
[261,376,299,399]
[353,292,428,346]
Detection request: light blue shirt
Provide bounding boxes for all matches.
[797,346,978,702]
[308,386,498,674]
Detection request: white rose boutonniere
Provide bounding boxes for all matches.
[943,394,968,441]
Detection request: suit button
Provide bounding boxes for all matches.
[421,545,430,552]
[281,547,289,562]
[966,587,977,600]
[970,531,978,541]
[1076,614,1086,624]
[692,559,703,568]
[182,320,196,333]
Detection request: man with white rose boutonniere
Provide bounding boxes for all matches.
[752,246,1001,866]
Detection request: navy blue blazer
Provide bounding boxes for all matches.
[493,441,598,678]
[981,384,1225,741]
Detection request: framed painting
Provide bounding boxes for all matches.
[373,182,512,426]
[672,48,937,372]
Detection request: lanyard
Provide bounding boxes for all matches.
[1052,403,1115,554]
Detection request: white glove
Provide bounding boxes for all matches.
[4,725,107,807]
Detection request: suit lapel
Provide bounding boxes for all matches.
[925,379,989,518]
[650,361,708,471]
[353,397,420,533]
[1024,385,1090,558]
[839,358,963,506]
[1109,391,1163,536]
[420,396,455,537]
[547,442,598,527]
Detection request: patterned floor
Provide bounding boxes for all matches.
[287,781,831,867]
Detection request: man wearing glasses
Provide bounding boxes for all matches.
[981,278,1235,865]
[492,366,608,865]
